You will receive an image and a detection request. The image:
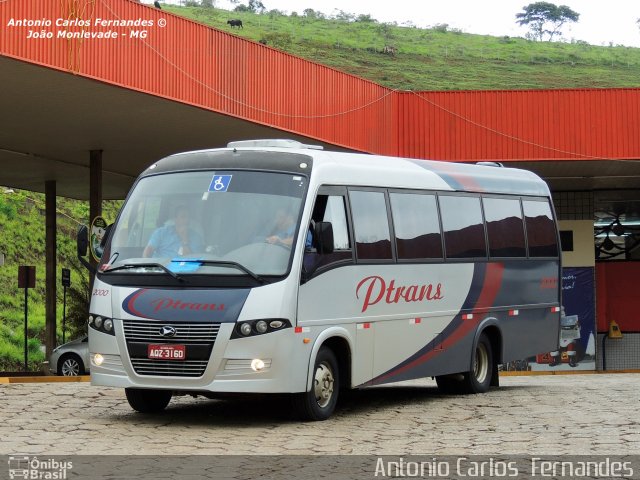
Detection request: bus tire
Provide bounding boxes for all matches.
[125,388,172,413]
[293,346,339,421]
[460,333,493,394]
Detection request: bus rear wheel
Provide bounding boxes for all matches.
[436,333,494,395]
[293,346,339,421]
[460,333,493,394]
[125,388,172,413]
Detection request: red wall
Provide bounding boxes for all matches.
[0,0,397,155]
[396,89,640,162]
[4,0,640,162]
[596,262,640,333]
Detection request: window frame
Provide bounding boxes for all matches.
[302,186,356,280]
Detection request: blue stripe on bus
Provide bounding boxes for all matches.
[363,263,494,386]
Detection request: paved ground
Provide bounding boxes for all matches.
[0,374,638,456]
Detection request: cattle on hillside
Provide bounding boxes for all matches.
[227,19,243,29]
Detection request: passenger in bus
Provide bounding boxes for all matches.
[143,205,204,258]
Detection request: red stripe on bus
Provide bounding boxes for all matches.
[371,263,505,384]
[126,289,147,318]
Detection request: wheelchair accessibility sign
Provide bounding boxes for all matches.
[208,175,232,192]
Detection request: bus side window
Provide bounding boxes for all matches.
[483,197,527,258]
[523,200,559,257]
[439,195,487,259]
[321,196,350,250]
[350,190,393,261]
[390,192,443,260]
[303,194,352,279]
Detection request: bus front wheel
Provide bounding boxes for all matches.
[293,346,339,421]
[125,388,172,413]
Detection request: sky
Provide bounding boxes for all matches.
[162,0,640,48]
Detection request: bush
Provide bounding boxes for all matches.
[432,23,449,33]
[260,32,292,49]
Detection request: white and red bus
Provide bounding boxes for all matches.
[85,139,561,420]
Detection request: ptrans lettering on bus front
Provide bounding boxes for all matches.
[84,139,561,420]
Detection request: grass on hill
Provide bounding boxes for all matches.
[163,4,640,91]
[0,190,121,371]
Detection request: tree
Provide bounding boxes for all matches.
[516,2,579,41]
[248,0,265,13]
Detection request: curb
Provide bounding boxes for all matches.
[499,369,640,376]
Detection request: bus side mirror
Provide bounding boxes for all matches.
[77,225,89,257]
[314,221,334,254]
[76,225,95,274]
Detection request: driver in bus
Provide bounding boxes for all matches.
[266,209,296,247]
[143,205,204,258]
[266,209,313,249]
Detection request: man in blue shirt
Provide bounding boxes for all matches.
[265,209,313,248]
[143,206,204,258]
[265,210,295,247]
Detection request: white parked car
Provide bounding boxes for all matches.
[49,336,89,376]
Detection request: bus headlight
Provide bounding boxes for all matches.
[89,313,116,336]
[231,319,292,339]
[255,320,268,334]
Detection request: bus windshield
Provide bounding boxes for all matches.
[99,170,308,281]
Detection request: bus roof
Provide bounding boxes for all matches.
[149,145,551,198]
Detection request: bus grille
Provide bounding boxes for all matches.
[122,320,220,344]
[122,320,220,377]
[129,359,209,377]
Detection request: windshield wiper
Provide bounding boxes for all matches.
[176,259,265,284]
[101,262,185,282]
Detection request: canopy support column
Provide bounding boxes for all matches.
[44,180,57,364]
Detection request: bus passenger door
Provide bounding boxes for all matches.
[298,189,374,386]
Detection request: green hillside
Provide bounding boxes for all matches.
[164,4,640,91]
[0,190,120,371]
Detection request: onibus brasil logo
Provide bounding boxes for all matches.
[8,456,73,480]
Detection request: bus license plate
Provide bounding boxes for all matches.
[148,344,185,360]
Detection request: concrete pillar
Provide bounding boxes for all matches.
[89,150,103,279]
[45,180,57,360]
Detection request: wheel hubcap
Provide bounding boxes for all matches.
[474,343,489,384]
[62,359,80,376]
[313,362,334,408]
